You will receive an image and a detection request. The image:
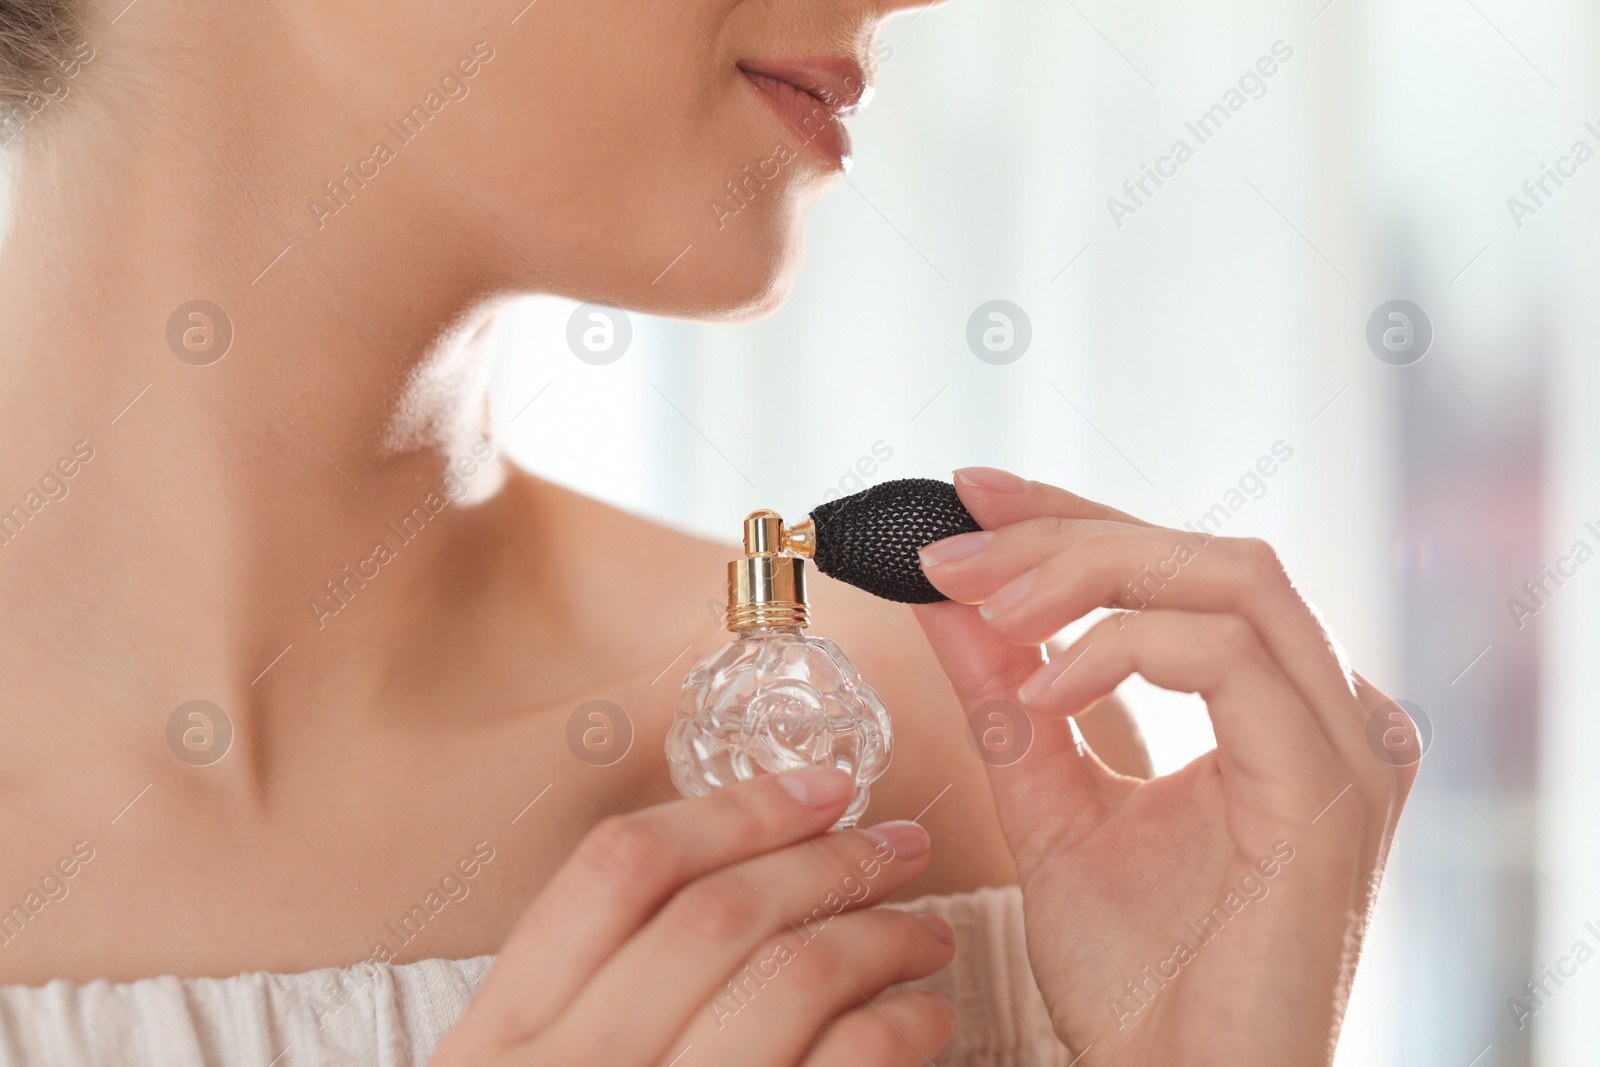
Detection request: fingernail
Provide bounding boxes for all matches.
[919,530,995,568]
[1015,662,1059,706]
[979,568,1037,621]
[911,911,956,945]
[954,467,1031,494]
[863,820,931,859]
[778,766,854,809]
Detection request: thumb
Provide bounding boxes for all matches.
[912,601,1109,826]
[913,599,1043,700]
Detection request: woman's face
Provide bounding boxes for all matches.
[330,0,927,320]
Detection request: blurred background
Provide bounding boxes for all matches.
[486,0,1598,1063]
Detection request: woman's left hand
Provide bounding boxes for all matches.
[911,468,1416,1066]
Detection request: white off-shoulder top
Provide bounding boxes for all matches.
[0,886,1071,1067]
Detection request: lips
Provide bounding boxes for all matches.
[739,59,872,170]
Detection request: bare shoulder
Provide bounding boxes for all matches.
[505,475,1023,895]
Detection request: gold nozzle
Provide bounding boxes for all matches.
[726,510,812,632]
[784,517,817,559]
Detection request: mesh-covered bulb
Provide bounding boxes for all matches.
[810,478,982,603]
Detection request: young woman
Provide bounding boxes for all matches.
[0,0,1412,1063]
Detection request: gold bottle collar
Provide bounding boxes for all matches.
[726,510,816,633]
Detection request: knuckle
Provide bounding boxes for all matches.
[1171,528,1209,557]
[782,934,842,993]
[1027,514,1073,539]
[811,830,868,882]
[576,813,674,884]
[714,779,777,841]
[669,875,761,940]
[1228,537,1290,587]
[1090,613,1132,644]
[1209,614,1261,661]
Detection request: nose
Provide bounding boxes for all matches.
[860,0,948,75]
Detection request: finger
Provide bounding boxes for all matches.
[801,989,958,1067]
[1350,671,1414,927]
[1017,611,1348,845]
[672,910,957,1067]
[543,821,934,1063]
[1355,671,1421,786]
[951,466,1155,529]
[1074,693,1155,780]
[468,767,856,1043]
[1352,670,1418,843]
[918,515,1153,610]
[911,600,1116,845]
[922,517,1370,788]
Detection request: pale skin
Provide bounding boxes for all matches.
[0,0,1410,1064]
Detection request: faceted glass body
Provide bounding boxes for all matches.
[666,626,893,829]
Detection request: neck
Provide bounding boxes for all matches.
[0,3,536,749]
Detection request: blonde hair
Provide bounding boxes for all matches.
[1,1,84,112]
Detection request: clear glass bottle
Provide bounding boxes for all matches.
[666,511,892,829]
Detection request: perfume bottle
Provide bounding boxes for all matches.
[666,510,892,830]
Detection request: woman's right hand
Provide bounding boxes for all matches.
[431,767,957,1067]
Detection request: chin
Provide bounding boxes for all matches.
[694,237,807,323]
[592,192,816,323]
[622,252,802,322]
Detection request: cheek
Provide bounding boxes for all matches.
[432,1,829,316]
